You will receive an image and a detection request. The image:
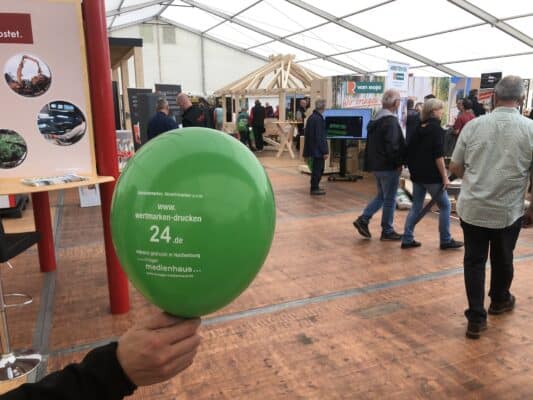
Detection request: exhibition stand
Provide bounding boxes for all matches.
[0,0,129,314]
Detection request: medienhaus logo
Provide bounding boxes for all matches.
[0,13,33,44]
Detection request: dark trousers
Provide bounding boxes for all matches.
[310,157,325,191]
[461,218,522,323]
[295,124,304,150]
[239,130,249,147]
[252,126,264,150]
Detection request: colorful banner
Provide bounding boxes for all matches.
[0,0,95,177]
[333,75,385,111]
[386,60,409,97]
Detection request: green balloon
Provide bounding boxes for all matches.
[111,128,276,317]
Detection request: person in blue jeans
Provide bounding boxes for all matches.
[401,98,463,250]
[353,89,405,241]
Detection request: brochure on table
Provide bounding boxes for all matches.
[0,0,96,179]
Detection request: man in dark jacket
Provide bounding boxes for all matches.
[295,98,308,151]
[146,99,178,141]
[468,89,486,117]
[354,89,406,240]
[177,93,209,128]
[2,313,201,400]
[250,100,266,151]
[405,98,419,145]
[303,99,329,195]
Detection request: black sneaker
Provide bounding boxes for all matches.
[401,240,421,249]
[488,295,515,315]
[380,231,402,241]
[353,216,371,238]
[310,189,326,196]
[440,239,464,250]
[466,320,487,339]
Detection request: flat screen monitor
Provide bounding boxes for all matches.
[323,108,372,139]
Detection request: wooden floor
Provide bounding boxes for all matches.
[3,151,533,399]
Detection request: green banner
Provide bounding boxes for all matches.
[352,81,384,94]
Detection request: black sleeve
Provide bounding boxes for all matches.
[1,343,136,400]
[319,122,328,155]
[146,120,155,141]
[383,118,404,167]
[432,126,445,159]
[302,116,314,157]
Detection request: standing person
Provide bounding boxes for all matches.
[250,100,265,152]
[303,99,329,195]
[450,76,533,339]
[295,99,308,151]
[176,93,208,128]
[213,101,224,130]
[400,99,463,250]
[468,89,486,117]
[236,106,251,148]
[353,89,406,241]
[405,98,420,145]
[146,98,178,141]
[265,102,274,118]
[453,97,475,136]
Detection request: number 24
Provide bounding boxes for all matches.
[150,225,171,243]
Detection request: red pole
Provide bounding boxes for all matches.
[82,0,129,314]
[31,192,56,273]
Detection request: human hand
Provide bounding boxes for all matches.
[523,208,533,228]
[442,176,450,189]
[323,154,328,160]
[117,312,201,387]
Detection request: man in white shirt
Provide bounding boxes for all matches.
[450,75,533,339]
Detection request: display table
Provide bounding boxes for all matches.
[0,175,114,273]
[266,121,299,159]
[327,136,363,182]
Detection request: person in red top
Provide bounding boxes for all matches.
[453,97,475,136]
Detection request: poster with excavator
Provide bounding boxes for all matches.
[0,0,96,178]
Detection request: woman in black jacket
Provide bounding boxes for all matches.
[401,99,463,250]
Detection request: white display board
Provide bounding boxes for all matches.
[0,0,96,178]
[386,60,410,97]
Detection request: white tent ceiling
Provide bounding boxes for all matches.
[105,0,533,77]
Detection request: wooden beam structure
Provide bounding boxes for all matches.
[215,54,323,128]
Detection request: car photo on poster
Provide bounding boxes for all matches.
[37,101,86,146]
[4,53,52,97]
[0,129,27,169]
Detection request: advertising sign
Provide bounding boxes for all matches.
[111,129,276,317]
[0,0,96,178]
[346,81,384,94]
[386,60,409,97]
[480,72,502,89]
[127,87,152,147]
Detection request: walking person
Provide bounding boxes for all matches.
[353,90,406,240]
[400,98,463,250]
[450,76,533,339]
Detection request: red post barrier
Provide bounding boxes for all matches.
[81,0,129,314]
[31,192,56,273]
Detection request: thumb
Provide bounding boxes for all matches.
[143,312,186,330]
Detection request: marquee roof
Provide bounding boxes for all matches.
[105,0,533,77]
